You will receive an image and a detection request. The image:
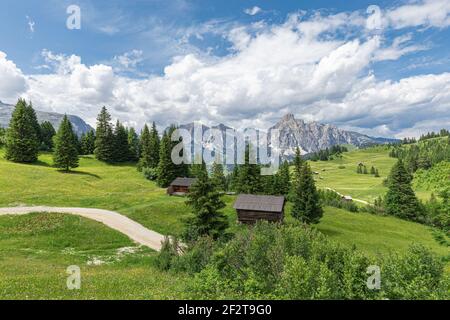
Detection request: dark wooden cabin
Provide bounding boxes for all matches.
[233,194,285,224]
[167,177,197,196]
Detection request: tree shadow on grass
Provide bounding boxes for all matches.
[29,160,53,168]
[57,170,101,179]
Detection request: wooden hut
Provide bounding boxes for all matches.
[233,194,285,224]
[167,177,197,196]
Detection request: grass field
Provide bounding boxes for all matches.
[0,147,448,298]
[0,213,189,299]
[308,145,442,202]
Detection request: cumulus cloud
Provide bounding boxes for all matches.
[1,1,450,138]
[244,6,262,16]
[0,52,27,101]
[387,0,450,29]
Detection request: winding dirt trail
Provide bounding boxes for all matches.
[0,206,166,251]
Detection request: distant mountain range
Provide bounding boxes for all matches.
[178,114,398,158]
[0,99,397,154]
[0,101,93,136]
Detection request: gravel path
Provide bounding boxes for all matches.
[0,206,166,251]
[324,188,371,205]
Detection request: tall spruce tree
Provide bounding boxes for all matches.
[236,143,261,194]
[168,125,189,178]
[39,121,56,151]
[156,130,177,187]
[81,130,96,155]
[139,124,152,169]
[94,107,115,162]
[127,127,140,161]
[385,159,422,221]
[211,159,226,191]
[113,120,129,162]
[148,122,160,167]
[5,99,40,163]
[53,115,79,171]
[276,160,291,196]
[291,148,323,224]
[183,164,228,242]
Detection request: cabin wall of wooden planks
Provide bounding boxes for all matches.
[236,209,284,224]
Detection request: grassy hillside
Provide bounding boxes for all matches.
[0,147,448,298]
[308,145,445,202]
[0,213,188,299]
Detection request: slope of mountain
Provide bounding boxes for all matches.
[0,101,93,136]
[270,114,398,156]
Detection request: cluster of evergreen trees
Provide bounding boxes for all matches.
[4,99,79,171]
[308,145,348,161]
[419,129,450,141]
[356,163,380,177]
[389,136,450,173]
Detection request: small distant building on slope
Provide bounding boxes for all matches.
[167,177,197,196]
[342,195,353,202]
[233,194,285,224]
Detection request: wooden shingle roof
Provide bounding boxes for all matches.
[170,177,197,187]
[233,194,285,213]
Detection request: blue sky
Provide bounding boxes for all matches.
[1,0,450,137]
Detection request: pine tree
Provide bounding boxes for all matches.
[53,115,79,171]
[370,166,376,175]
[113,120,129,162]
[94,107,115,162]
[169,125,189,178]
[149,122,160,168]
[291,154,323,224]
[236,143,261,194]
[139,124,152,169]
[375,169,380,177]
[211,159,226,191]
[156,130,177,187]
[229,165,240,191]
[183,165,228,242]
[276,160,291,196]
[127,127,140,161]
[385,159,422,221]
[39,121,56,151]
[363,165,368,174]
[5,99,40,163]
[81,130,96,155]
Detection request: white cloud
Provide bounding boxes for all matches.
[244,6,262,16]
[0,52,27,101]
[387,0,450,29]
[26,16,35,33]
[2,2,450,138]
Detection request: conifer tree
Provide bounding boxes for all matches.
[149,122,160,168]
[291,147,323,224]
[363,165,368,174]
[39,121,56,151]
[375,169,380,177]
[236,143,261,194]
[156,130,177,187]
[211,158,226,191]
[276,160,291,196]
[81,130,96,155]
[169,125,189,178]
[385,159,422,221]
[5,99,40,163]
[370,166,376,175]
[94,107,115,162]
[113,120,129,162]
[183,164,228,242]
[139,124,152,168]
[53,115,79,171]
[127,127,140,161]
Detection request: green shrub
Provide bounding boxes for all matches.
[142,167,159,181]
[186,222,449,300]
